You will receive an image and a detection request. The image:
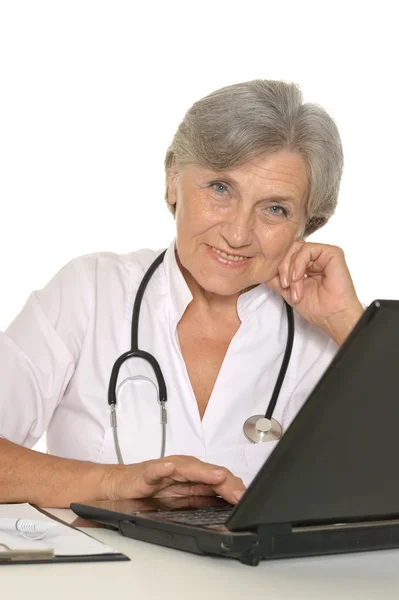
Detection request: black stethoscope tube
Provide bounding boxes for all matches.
[265,302,294,420]
[108,250,167,409]
[107,248,294,453]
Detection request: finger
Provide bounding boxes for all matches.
[155,483,217,499]
[288,247,307,302]
[154,490,220,508]
[211,476,246,505]
[141,459,230,500]
[170,462,245,505]
[279,240,305,288]
[142,461,176,487]
[280,251,297,289]
[265,274,284,294]
[291,246,315,282]
[291,243,338,281]
[166,462,228,486]
[287,252,301,301]
[290,277,304,304]
[266,275,296,306]
[266,274,291,299]
[182,495,227,509]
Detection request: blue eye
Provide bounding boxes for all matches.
[268,205,288,217]
[211,182,228,195]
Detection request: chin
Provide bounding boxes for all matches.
[195,274,251,297]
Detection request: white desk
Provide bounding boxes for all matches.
[2,508,399,599]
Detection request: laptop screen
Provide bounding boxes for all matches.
[228,300,399,530]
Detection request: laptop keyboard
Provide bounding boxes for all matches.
[142,505,234,527]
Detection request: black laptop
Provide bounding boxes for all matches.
[71,300,399,566]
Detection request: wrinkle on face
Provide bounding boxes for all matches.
[167,151,309,313]
[205,154,308,212]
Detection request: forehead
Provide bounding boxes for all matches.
[185,151,309,205]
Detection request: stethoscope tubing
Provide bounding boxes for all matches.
[108,248,294,462]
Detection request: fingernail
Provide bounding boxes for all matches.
[212,469,225,477]
[292,289,298,302]
[162,462,174,468]
[282,276,288,288]
[233,490,245,502]
[293,270,297,281]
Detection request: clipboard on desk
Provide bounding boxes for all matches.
[0,503,129,565]
[0,543,129,565]
[0,545,129,565]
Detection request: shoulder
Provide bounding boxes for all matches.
[46,247,166,294]
[33,248,166,329]
[63,247,164,278]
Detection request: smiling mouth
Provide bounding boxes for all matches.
[210,246,251,261]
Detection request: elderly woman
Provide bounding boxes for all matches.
[0,79,363,507]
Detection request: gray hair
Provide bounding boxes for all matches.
[164,79,344,237]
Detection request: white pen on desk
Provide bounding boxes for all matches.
[0,518,58,540]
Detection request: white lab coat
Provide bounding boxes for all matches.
[0,240,338,486]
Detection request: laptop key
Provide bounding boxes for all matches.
[143,506,234,527]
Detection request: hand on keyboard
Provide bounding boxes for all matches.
[102,455,246,505]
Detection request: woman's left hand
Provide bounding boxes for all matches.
[265,240,364,346]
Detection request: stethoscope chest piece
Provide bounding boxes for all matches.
[243,415,282,443]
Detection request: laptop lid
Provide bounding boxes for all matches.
[228,300,399,531]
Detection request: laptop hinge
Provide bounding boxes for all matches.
[291,516,399,534]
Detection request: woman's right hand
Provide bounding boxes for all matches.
[101,456,246,505]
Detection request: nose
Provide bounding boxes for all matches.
[219,204,255,249]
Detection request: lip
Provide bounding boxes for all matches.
[206,244,253,268]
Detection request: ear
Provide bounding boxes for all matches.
[167,170,179,207]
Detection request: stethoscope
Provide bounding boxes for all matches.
[108,249,294,464]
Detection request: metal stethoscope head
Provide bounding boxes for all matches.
[243,300,294,443]
[107,249,295,463]
[243,416,283,443]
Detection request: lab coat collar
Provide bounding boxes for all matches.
[163,240,193,324]
[236,281,272,322]
[162,239,272,324]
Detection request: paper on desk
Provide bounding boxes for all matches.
[0,503,118,556]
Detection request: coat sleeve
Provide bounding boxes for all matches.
[0,255,96,448]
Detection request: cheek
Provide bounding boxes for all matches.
[175,191,220,232]
[258,225,297,260]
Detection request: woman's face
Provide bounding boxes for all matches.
[168,151,309,297]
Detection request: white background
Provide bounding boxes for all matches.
[1,0,398,329]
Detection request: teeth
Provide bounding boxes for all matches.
[212,247,248,261]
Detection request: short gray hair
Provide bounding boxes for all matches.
[164,79,344,237]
